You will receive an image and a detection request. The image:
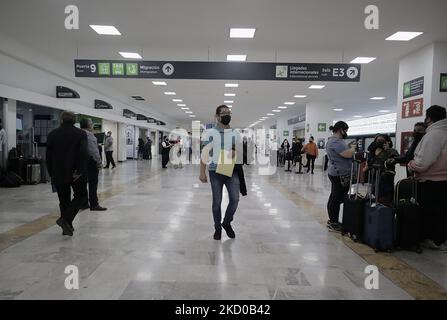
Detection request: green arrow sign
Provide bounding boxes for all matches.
[318,123,327,132]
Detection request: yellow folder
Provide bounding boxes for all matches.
[216,149,236,177]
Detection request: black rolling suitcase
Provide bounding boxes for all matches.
[342,159,366,241]
[394,178,422,253]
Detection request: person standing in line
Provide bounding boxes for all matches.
[200,105,244,240]
[138,138,145,160]
[143,137,152,160]
[80,118,107,211]
[46,111,89,236]
[387,122,426,177]
[161,136,172,168]
[104,131,116,169]
[325,121,357,232]
[408,105,447,250]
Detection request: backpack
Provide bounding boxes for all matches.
[0,169,23,188]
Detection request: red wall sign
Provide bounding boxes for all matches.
[402,98,423,119]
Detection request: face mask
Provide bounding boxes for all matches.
[341,131,348,139]
[376,141,385,149]
[220,115,231,125]
[424,118,431,127]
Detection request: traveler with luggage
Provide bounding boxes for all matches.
[408,105,447,250]
[325,121,357,232]
[364,134,399,206]
[80,118,107,212]
[303,136,318,174]
[104,131,116,169]
[46,111,89,236]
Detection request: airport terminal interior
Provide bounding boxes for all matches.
[0,0,447,301]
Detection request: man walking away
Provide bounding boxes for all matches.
[104,131,116,169]
[408,105,447,250]
[161,136,172,168]
[46,111,88,236]
[80,118,107,212]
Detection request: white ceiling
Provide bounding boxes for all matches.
[0,0,446,128]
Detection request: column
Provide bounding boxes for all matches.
[395,42,447,180]
[117,123,127,162]
[305,102,335,167]
[3,98,17,152]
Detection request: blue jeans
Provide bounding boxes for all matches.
[209,170,240,230]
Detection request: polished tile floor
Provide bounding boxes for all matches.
[0,159,446,300]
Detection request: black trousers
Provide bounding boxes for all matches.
[87,160,99,207]
[105,151,115,168]
[327,175,350,223]
[306,155,316,173]
[162,152,169,167]
[56,178,88,224]
[418,180,447,245]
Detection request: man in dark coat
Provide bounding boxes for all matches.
[46,111,88,236]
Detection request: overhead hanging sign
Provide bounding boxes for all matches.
[56,86,80,98]
[94,99,113,109]
[288,114,306,125]
[123,109,137,118]
[74,60,361,82]
[403,76,424,99]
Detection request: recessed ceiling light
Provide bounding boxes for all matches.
[284,102,295,105]
[267,113,274,116]
[189,115,196,118]
[278,106,288,109]
[152,81,167,86]
[370,97,386,100]
[386,31,423,41]
[224,93,236,97]
[350,57,376,64]
[224,100,234,104]
[164,92,176,95]
[185,111,193,114]
[229,28,256,38]
[272,110,281,113]
[379,110,391,113]
[226,54,247,62]
[172,99,183,102]
[181,107,189,110]
[119,52,142,59]
[309,85,325,89]
[177,104,187,107]
[227,105,233,108]
[333,108,344,111]
[89,25,121,35]
[225,83,239,88]
[353,115,363,118]
[294,95,307,98]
